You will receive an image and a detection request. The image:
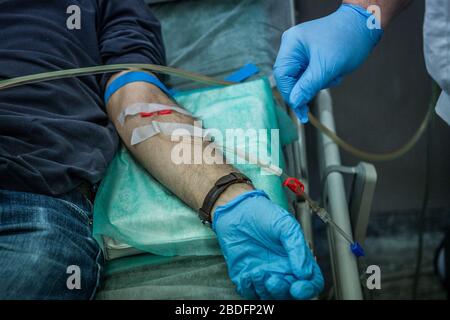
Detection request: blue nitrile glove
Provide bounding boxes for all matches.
[213,190,324,300]
[273,4,384,123]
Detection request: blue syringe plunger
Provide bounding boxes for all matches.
[351,242,365,258]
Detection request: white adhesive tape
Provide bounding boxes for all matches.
[131,122,212,146]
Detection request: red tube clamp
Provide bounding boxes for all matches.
[283,177,305,197]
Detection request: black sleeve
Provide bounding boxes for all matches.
[97,0,166,87]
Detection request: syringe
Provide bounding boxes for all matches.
[218,143,365,258]
[281,173,365,258]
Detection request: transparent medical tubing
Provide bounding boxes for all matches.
[0,63,432,162]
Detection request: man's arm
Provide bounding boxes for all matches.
[99,1,324,300]
[104,72,324,300]
[105,72,253,219]
[97,0,252,217]
[343,0,411,27]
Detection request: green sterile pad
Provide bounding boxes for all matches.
[93,78,298,258]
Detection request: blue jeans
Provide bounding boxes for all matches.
[0,188,104,299]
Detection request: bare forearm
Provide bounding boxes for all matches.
[343,0,411,27]
[106,72,253,220]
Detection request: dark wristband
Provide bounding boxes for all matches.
[199,172,253,224]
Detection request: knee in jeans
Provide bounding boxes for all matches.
[0,237,103,300]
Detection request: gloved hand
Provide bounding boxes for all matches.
[213,190,324,300]
[274,4,384,123]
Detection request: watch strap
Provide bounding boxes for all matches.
[199,172,253,224]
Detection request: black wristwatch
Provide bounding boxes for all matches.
[199,172,253,225]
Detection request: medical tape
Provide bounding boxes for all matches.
[118,103,192,126]
[131,121,212,146]
[224,63,260,83]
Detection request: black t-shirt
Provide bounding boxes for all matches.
[0,0,165,195]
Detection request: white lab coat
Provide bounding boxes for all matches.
[424,0,450,125]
